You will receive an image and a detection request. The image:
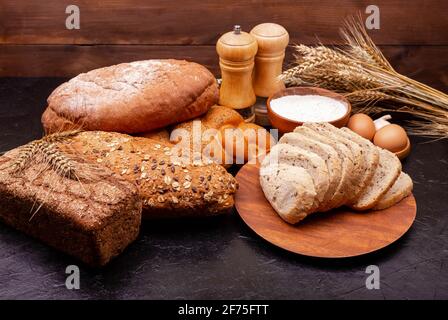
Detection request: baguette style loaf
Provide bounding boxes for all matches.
[42,60,219,134]
[59,131,238,219]
[0,143,142,267]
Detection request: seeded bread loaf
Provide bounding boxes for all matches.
[373,172,413,210]
[58,131,238,219]
[260,163,316,224]
[279,132,342,212]
[42,59,219,134]
[0,141,142,267]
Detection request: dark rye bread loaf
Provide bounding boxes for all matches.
[0,141,142,267]
[58,131,238,219]
[42,59,219,134]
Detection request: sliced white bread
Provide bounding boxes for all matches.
[294,126,355,209]
[373,172,413,210]
[279,132,342,212]
[340,127,380,203]
[350,147,402,211]
[303,123,366,203]
[260,162,316,224]
[267,143,330,210]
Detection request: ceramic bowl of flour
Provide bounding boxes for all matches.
[267,87,351,133]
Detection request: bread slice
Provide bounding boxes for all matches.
[260,163,316,224]
[303,123,366,203]
[279,132,342,212]
[293,126,354,209]
[351,148,402,210]
[373,172,413,210]
[266,143,330,210]
[340,127,380,203]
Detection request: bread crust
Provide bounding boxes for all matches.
[170,105,273,166]
[0,147,142,267]
[42,60,219,134]
[59,131,238,219]
[350,148,402,210]
[373,172,413,210]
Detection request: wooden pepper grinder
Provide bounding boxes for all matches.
[216,25,258,122]
[250,23,289,126]
[250,23,289,97]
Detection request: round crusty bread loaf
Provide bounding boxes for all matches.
[41,59,219,134]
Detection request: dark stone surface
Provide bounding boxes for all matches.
[0,78,447,299]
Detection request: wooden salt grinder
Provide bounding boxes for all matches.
[216,25,258,120]
[250,23,289,97]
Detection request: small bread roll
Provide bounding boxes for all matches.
[170,105,275,166]
[203,105,244,128]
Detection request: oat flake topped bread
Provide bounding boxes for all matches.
[42,59,219,134]
[58,131,238,219]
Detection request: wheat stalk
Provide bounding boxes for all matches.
[2,130,105,220]
[38,142,77,180]
[42,130,82,144]
[9,130,83,179]
[282,15,448,139]
[341,15,394,71]
[10,140,42,173]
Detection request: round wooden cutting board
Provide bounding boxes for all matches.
[235,162,417,258]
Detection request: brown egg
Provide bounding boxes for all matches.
[373,124,408,153]
[346,113,376,140]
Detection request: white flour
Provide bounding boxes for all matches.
[270,94,347,122]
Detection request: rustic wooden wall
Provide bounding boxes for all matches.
[0,0,447,90]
